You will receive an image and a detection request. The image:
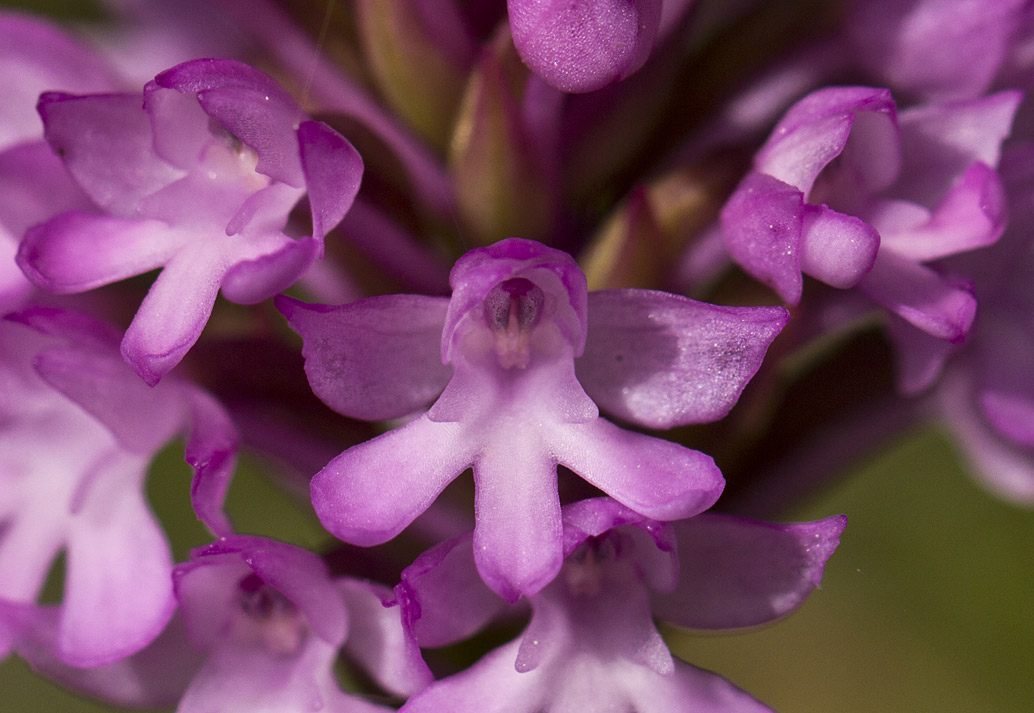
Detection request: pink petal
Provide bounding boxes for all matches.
[756,86,898,196]
[578,290,787,429]
[277,294,452,421]
[338,579,433,697]
[507,0,662,93]
[720,171,805,304]
[194,85,305,187]
[395,534,508,648]
[37,93,183,215]
[550,418,724,521]
[220,235,318,305]
[298,120,364,245]
[18,212,183,294]
[875,163,1005,262]
[472,434,564,601]
[652,513,846,630]
[860,251,976,343]
[120,249,225,384]
[60,461,175,666]
[310,415,475,545]
[32,346,185,453]
[184,391,239,537]
[798,204,880,288]
[938,372,1034,504]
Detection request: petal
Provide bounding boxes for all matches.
[221,235,318,305]
[277,294,452,421]
[0,141,92,239]
[18,212,183,294]
[12,610,199,708]
[896,91,1021,205]
[338,579,433,697]
[120,248,226,384]
[298,120,364,245]
[152,58,305,185]
[472,430,563,601]
[875,163,1006,262]
[237,539,347,646]
[938,372,1034,504]
[860,251,976,343]
[184,390,240,537]
[33,346,186,453]
[395,534,508,648]
[720,171,805,304]
[980,390,1034,450]
[194,85,305,187]
[651,513,846,630]
[756,86,898,196]
[507,0,662,93]
[310,415,474,545]
[60,457,176,666]
[400,639,545,713]
[798,203,880,288]
[884,313,959,395]
[578,290,788,429]
[624,659,777,713]
[550,418,724,521]
[37,92,183,215]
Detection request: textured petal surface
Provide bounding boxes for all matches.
[755,86,898,196]
[720,171,805,304]
[277,294,451,421]
[652,514,846,630]
[577,290,787,428]
[507,0,662,93]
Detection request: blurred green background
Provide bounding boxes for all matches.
[2,426,1032,712]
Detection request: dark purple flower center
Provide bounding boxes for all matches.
[235,573,308,657]
[483,278,546,369]
[563,534,623,598]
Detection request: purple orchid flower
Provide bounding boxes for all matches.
[507,0,663,93]
[721,86,1020,392]
[277,238,787,601]
[395,498,846,712]
[0,307,237,667]
[172,536,432,712]
[17,58,364,384]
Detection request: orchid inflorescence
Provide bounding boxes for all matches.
[1,1,1031,711]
